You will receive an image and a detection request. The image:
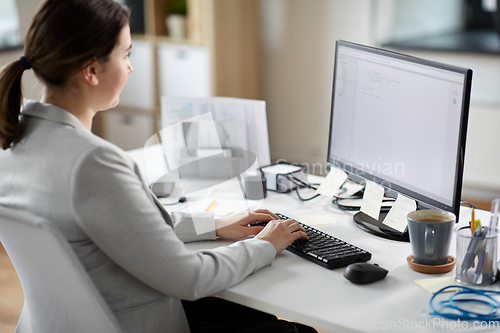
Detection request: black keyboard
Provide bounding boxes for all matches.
[276,213,372,269]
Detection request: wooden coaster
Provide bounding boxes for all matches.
[407,255,456,274]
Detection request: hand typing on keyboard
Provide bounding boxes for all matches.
[276,213,372,269]
[215,209,308,254]
[215,209,280,239]
[255,219,309,255]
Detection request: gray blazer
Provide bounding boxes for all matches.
[0,100,276,333]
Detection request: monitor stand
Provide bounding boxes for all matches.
[353,211,409,242]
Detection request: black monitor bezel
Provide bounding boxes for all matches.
[327,40,472,220]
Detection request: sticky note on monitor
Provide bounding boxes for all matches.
[360,180,384,220]
[383,194,416,233]
[316,167,347,197]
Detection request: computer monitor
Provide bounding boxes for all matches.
[327,40,472,241]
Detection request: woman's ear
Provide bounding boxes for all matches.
[81,60,99,86]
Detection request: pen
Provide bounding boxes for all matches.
[461,226,488,273]
[471,208,475,236]
[205,200,216,212]
[475,247,486,282]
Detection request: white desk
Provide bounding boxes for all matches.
[181,187,496,333]
[126,147,497,332]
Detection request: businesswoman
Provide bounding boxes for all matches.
[0,0,315,332]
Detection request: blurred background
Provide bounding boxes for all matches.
[1,1,500,331]
[1,0,499,208]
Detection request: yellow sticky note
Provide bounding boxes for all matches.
[383,194,416,233]
[415,277,460,294]
[298,215,338,226]
[316,168,348,197]
[360,180,384,220]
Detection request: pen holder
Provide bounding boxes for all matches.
[455,226,498,286]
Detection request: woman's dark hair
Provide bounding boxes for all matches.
[0,0,130,149]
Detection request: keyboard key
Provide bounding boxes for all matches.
[277,213,372,269]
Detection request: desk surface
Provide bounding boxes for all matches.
[126,147,498,332]
[181,187,495,333]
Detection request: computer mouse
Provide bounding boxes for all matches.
[343,263,388,284]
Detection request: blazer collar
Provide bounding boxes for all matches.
[22,99,89,132]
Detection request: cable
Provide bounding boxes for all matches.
[430,285,500,321]
[281,174,396,207]
[285,174,317,190]
[284,174,322,201]
[460,201,476,209]
[334,181,364,199]
[332,197,361,211]
[285,174,393,205]
[332,196,395,212]
[295,184,321,201]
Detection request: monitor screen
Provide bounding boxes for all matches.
[327,41,472,238]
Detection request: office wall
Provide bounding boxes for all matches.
[259,0,373,174]
[259,0,500,203]
[0,0,44,102]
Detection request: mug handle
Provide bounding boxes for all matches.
[425,226,435,256]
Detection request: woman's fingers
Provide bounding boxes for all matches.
[287,222,308,239]
[245,212,277,224]
[281,219,307,234]
[291,230,309,241]
[253,209,279,220]
[244,225,266,236]
[291,222,307,234]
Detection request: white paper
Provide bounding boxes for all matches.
[161,97,271,169]
[181,198,256,218]
[298,215,338,226]
[360,180,384,220]
[316,168,348,197]
[211,206,235,217]
[383,194,417,233]
[159,112,222,171]
[414,277,460,294]
[334,181,364,199]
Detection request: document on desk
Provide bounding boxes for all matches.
[360,180,384,220]
[383,194,416,233]
[298,215,338,226]
[181,198,255,218]
[316,167,347,197]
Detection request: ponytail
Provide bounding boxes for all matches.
[0,59,27,150]
[0,0,130,150]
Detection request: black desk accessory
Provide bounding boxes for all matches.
[276,213,371,269]
[353,211,410,242]
[343,263,388,284]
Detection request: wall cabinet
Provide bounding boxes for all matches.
[95,0,261,150]
[157,43,210,98]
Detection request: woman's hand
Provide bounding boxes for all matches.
[214,209,279,240]
[255,219,308,255]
